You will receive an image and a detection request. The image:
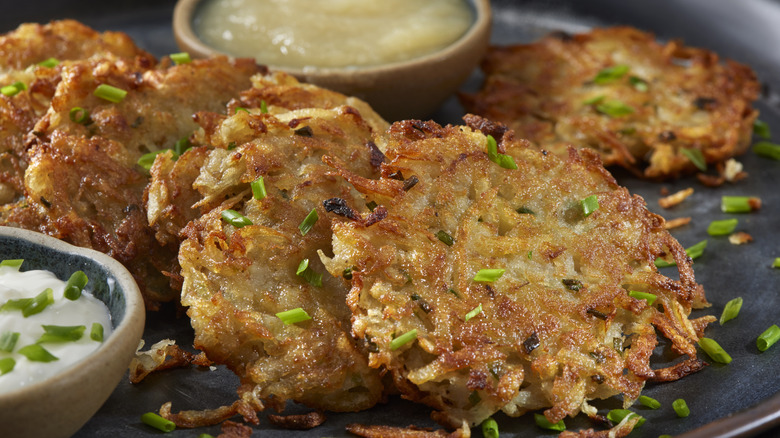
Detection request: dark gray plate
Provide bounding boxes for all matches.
[4,1,780,436]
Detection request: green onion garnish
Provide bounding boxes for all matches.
[481,417,499,438]
[436,230,454,246]
[275,307,312,325]
[0,259,23,269]
[91,322,104,342]
[721,196,759,213]
[534,413,566,431]
[680,148,707,171]
[638,395,661,409]
[581,195,599,216]
[137,150,168,171]
[707,218,738,236]
[656,240,708,268]
[221,209,253,228]
[174,137,191,155]
[698,337,732,364]
[592,65,629,84]
[583,95,605,105]
[757,325,780,352]
[464,303,483,322]
[0,331,20,352]
[37,57,60,68]
[606,409,645,427]
[0,357,15,375]
[517,206,534,215]
[22,288,54,317]
[0,81,25,97]
[235,106,249,114]
[17,343,58,362]
[773,258,780,269]
[473,268,505,282]
[69,107,90,124]
[141,412,176,433]
[251,176,266,200]
[260,100,268,114]
[753,141,780,160]
[629,291,657,306]
[562,279,583,291]
[64,270,88,301]
[469,390,481,406]
[596,100,634,117]
[298,209,318,236]
[94,84,127,103]
[629,76,649,92]
[672,399,690,417]
[486,135,518,170]
[198,435,215,438]
[296,259,323,287]
[37,325,86,343]
[753,119,771,139]
[0,297,32,312]
[720,297,742,325]
[659,435,673,438]
[170,52,191,65]
[390,329,418,351]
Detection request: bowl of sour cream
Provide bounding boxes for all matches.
[0,227,145,438]
[173,0,491,120]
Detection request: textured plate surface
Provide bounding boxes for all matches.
[4,1,780,437]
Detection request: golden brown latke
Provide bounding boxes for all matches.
[147,71,389,412]
[460,26,760,179]
[320,116,715,435]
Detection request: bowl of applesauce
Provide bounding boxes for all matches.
[173,0,491,120]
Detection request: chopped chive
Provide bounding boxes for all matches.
[227,141,237,150]
[221,209,253,228]
[170,52,191,65]
[69,107,90,124]
[469,390,481,406]
[0,81,25,97]
[485,135,517,169]
[629,291,657,306]
[90,322,104,342]
[494,154,518,169]
[659,435,673,438]
[64,270,88,301]
[342,267,353,280]
[707,218,738,236]
[37,57,60,68]
[251,176,266,200]
[174,137,191,155]
[753,141,780,160]
[298,209,319,236]
[481,417,499,438]
[37,325,86,343]
[0,357,15,374]
[721,196,759,213]
[638,395,661,409]
[659,240,709,267]
[672,399,690,417]
[296,259,322,287]
[593,65,629,84]
[0,259,23,269]
[137,149,169,171]
[720,297,743,325]
[22,288,54,317]
[757,325,780,352]
[680,148,707,171]
[516,206,534,215]
[583,95,605,105]
[486,134,499,159]
[596,100,634,117]
[17,344,58,362]
[390,329,417,351]
[473,268,505,282]
[436,230,454,246]
[94,84,127,103]
[698,337,732,364]
[448,288,460,298]
[753,119,771,139]
[275,307,312,325]
[141,412,176,433]
[235,106,249,114]
[198,435,215,438]
[366,200,378,211]
[0,331,20,352]
[629,76,649,92]
[464,303,483,322]
[562,279,583,291]
[534,413,566,431]
[581,195,599,216]
[260,100,268,114]
[0,297,32,312]
[773,258,780,269]
[606,409,645,427]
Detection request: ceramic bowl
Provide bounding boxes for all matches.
[0,227,145,438]
[172,0,492,121]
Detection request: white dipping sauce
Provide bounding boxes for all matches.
[0,266,112,393]
[194,0,474,68]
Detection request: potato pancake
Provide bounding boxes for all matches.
[460,26,760,179]
[320,116,715,433]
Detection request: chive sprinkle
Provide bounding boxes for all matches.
[680,148,707,171]
[720,297,743,325]
[721,196,759,213]
[773,258,780,269]
[221,209,253,228]
[753,141,780,160]
[629,291,657,306]
[629,76,649,92]
[275,307,312,325]
[37,325,85,343]
[64,270,88,301]
[170,52,191,65]
[638,395,661,409]
[464,303,483,322]
[174,137,191,155]
[235,106,249,114]
[69,107,90,124]
[698,337,732,364]
[606,409,645,427]
[251,176,266,200]
[655,240,708,268]
[0,259,23,269]
[481,417,499,438]
[91,322,104,342]
[296,259,323,287]
[596,100,634,117]
[0,331,20,352]
[753,119,771,139]
[0,297,32,312]
[94,84,127,103]
[298,208,319,236]
[0,357,15,375]
[473,268,505,282]
[581,195,599,216]
[672,399,690,417]
[137,150,168,171]
[436,230,454,246]
[18,344,58,362]
[390,329,418,351]
[37,57,60,68]
[592,65,629,84]
[141,412,176,433]
[583,95,605,105]
[198,435,215,438]
[22,288,54,317]
[757,325,780,352]
[707,218,738,236]
[534,413,566,431]
[260,100,268,114]
[486,134,517,169]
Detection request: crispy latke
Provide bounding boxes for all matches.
[147,71,389,412]
[460,26,760,179]
[320,116,715,433]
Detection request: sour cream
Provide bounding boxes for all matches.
[194,0,474,69]
[0,266,112,393]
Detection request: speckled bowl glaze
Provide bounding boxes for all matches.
[0,226,145,438]
[173,0,492,121]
